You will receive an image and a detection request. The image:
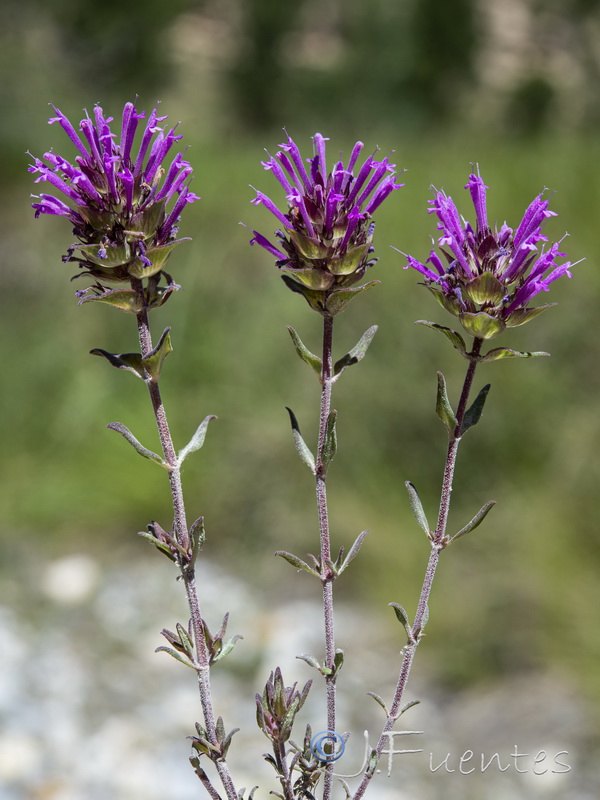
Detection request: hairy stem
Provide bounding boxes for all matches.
[275,739,296,800]
[131,278,238,800]
[351,337,483,800]
[316,314,336,800]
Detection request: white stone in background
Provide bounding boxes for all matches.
[40,555,100,604]
[0,732,41,780]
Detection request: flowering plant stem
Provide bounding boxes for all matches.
[316,314,336,800]
[352,336,483,800]
[131,277,238,800]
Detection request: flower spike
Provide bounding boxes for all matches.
[30,101,198,307]
[250,132,404,315]
[404,169,576,339]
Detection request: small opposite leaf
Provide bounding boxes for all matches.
[405,482,431,536]
[367,692,388,715]
[321,409,338,470]
[390,602,413,642]
[212,635,243,663]
[275,550,320,578]
[399,699,421,716]
[450,500,496,544]
[107,422,167,468]
[286,407,316,474]
[178,415,218,465]
[415,320,467,357]
[436,372,458,434]
[460,384,491,435]
[339,530,368,574]
[155,646,197,670]
[90,348,144,379]
[142,326,173,382]
[325,280,380,316]
[333,325,378,377]
[286,326,322,377]
[296,653,322,672]
[480,347,550,363]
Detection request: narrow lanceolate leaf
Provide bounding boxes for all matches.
[275,550,320,578]
[296,653,322,672]
[460,383,491,435]
[142,326,173,381]
[367,692,388,715]
[286,325,322,377]
[333,325,378,377]
[212,634,243,663]
[415,320,467,358]
[178,415,218,465]
[450,500,496,544]
[155,646,197,670]
[90,348,144,379]
[321,409,338,470]
[339,530,368,574]
[436,372,458,434]
[285,407,316,474]
[405,482,431,536]
[480,347,550,363]
[399,699,421,716]
[107,422,167,468]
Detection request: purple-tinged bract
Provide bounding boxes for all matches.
[250,133,404,315]
[405,170,575,339]
[29,102,199,305]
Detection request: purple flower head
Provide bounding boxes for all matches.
[249,132,404,315]
[29,102,198,306]
[404,169,575,339]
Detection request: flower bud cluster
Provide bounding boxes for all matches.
[255,667,312,744]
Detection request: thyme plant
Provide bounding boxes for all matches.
[30,103,575,800]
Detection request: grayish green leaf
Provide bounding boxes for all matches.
[286,325,322,377]
[296,653,322,671]
[480,347,550,362]
[460,384,491,435]
[333,325,378,377]
[178,415,218,466]
[107,422,167,468]
[339,530,368,574]
[275,550,320,577]
[367,692,388,715]
[415,320,467,357]
[325,280,380,315]
[213,635,243,663]
[155,646,196,669]
[450,500,496,543]
[142,326,173,382]
[322,409,338,469]
[285,407,316,474]
[436,372,458,434]
[405,482,431,536]
[390,602,413,642]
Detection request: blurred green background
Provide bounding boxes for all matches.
[1,0,600,791]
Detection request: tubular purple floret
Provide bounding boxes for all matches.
[49,106,89,160]
[465,173,489,234]
[279,135,312,190]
